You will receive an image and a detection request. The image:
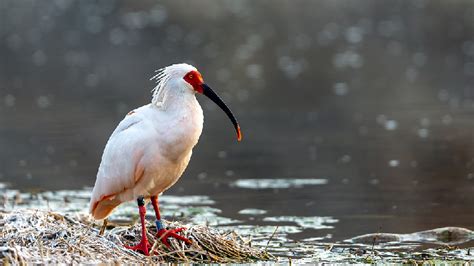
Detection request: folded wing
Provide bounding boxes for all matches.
[89,110,154,219]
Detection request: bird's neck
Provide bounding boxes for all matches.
[151,85,204,161]
[154,86,199,112]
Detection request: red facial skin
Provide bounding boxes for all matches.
[183,70,243,142]
[183,70,204,93]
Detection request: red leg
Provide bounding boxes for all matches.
[124,196,151,255]
[151,195,192,248]
[151,195,161,220]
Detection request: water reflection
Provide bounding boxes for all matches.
[232,178,328,189]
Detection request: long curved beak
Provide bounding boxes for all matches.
[201,83,242,142]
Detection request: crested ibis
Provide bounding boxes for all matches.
[89,63,242,255]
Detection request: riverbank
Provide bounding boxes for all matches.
[1,185,473,264]
[1,209,273,264]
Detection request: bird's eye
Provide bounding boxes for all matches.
[188,74,194,79]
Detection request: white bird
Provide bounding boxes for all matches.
[89,63,242,255]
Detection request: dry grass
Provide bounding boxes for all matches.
[0,209,274,264]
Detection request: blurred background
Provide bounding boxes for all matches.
[1,0,474,241]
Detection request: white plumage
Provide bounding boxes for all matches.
[89,63,204,219]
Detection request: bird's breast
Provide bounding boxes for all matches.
[156,104,203,163]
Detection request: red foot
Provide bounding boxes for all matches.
[156,227,192,248]
[124,238,151,256]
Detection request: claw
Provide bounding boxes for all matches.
[156,227,192,248]
[124,239,151,256]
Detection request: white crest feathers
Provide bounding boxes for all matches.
[150,63,197,105]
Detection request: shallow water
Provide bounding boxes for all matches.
[1,184,473,262]
[2,109,474,243]
[2,107,474,249]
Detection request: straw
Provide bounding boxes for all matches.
[0,209,274,264]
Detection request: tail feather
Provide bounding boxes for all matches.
[90,196,122,220]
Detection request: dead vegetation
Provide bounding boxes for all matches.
[0,209,274,264]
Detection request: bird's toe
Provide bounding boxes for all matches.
[124,240,151,256]
[156,228,192,248]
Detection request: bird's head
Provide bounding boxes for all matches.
[152,63,242,142]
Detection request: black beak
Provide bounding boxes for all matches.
[201,83,242,141]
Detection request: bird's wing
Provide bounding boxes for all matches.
[89,108,155,217]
